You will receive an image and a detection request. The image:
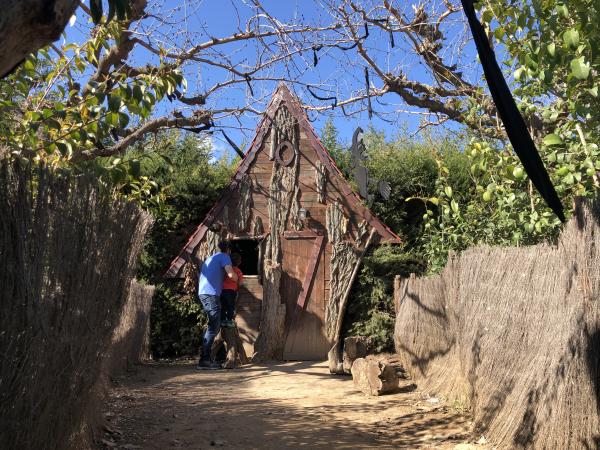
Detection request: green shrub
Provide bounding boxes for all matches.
[344,245,426,352]
[150,283,207,358]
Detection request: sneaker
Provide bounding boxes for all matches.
[196,360,221,370]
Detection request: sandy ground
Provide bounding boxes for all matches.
[99,361,489,450]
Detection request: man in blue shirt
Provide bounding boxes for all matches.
[197,241,238,370]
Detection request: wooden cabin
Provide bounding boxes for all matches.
[166,84,400,361]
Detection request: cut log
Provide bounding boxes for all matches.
[342,336,370,374]
[210,326,248,369]
[351,355,406,396]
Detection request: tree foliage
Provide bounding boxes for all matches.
[417,0,600,271]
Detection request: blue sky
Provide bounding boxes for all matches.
[65,0,480,158]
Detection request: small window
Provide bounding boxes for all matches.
[231,239,260,276]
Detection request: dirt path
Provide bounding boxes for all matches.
[100,361,488,450]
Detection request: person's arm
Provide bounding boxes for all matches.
[224,264,238,282]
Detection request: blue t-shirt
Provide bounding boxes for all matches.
[198,252,233,296]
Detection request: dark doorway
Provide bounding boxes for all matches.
[231,239,260,276]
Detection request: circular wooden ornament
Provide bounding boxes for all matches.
[274,140,296,166]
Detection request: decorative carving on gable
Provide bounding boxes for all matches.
[326,201,348,244]
[315,161,327,203]
[274,140,295,167]
[252,215,264,236]
[269,105,298,161]
[222,205,230,232]
[235,174,253,233]
[194,228,220,263]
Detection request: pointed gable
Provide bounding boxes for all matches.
[165,83,400,278]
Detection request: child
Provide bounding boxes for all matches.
[220,253,243,327]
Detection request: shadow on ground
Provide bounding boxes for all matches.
[99,361,481,450]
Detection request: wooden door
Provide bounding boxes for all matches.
[281,231,329,360]
[234,276,262,357]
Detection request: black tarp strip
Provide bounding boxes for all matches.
[461,0,565,221]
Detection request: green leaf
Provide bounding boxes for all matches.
[525,54,538,70]
[564,173,575,184]
[570,57,590,80]
[543,133,563,146]
[481,9,493,23]
[108,94,122,112]
[129,159,141,178]
[563,29,579,49]
[557,4,569,19]
[106,112,120,127]
[119,112,130,129]
[514,67,524,81]
[546,42,556,58]
[132,85,143,103]
[451,199,459,213]
[444,186,453,198]
[23,59,36,72]
[109,167,127,184]
[494,26,505,40]
[56,141,73,157]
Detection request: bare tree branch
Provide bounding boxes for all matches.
[83,111,212,159]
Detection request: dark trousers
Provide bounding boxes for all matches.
[198,294,221,362]
[220,289,237,321]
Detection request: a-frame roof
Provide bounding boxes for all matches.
[165,83,401,278]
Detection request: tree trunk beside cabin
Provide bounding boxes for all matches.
[253,105,300,361]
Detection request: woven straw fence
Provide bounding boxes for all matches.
[394,198,600,449]
[0,161,153,450]
[103,280,155,377]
